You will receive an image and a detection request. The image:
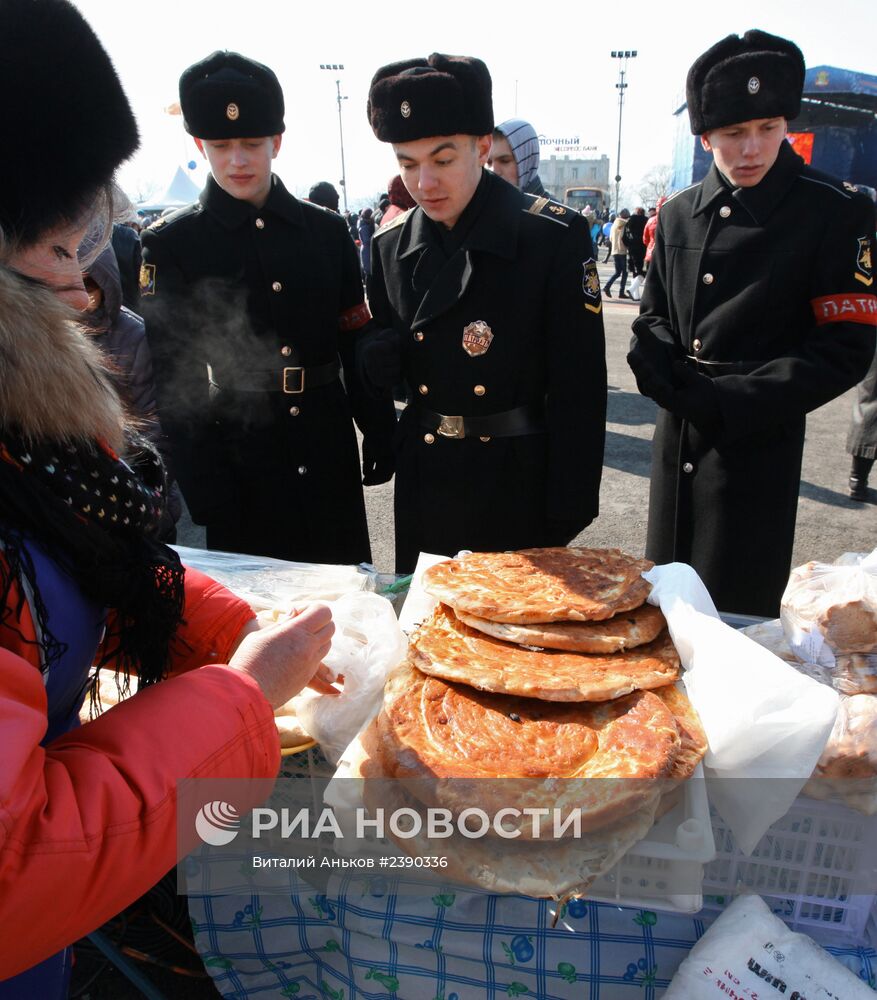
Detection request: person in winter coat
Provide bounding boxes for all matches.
[358,206,376,277]
[847,346,877,501]
[628,29,876,617]
[488,118,552,199]
[643,198,664,267]
[110,219,142,311]
[82,244,183,540]
[140,51,396,565]
[379,174,417,228]
[603,209,631,298]
[0,2,336,994]
[361,53,606,573]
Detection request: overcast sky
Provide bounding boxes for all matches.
[73,0,874,209]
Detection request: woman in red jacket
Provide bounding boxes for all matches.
[0,2,334,995]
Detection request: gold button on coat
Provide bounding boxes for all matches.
[692,339,702,351]
[272,281,283,292]
[702,273,714,285]
[297,465,307,475]
[255,218,265,229]
[289,406,300,416]
[418,384,429,395]
[683,462,694,474]
[473,385,486,396]
[413,331,424,342]
[719,206,731,218]
[281,346,292,356]
[424,433,435,444]
[480,436,491,443]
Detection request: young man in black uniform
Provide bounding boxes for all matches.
[141,52,395,565]
[628,30,876,616]
[361,53,607,573]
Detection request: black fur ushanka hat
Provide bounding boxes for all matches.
[686,29,805,135]
[0,0,139,247]
[367,53,493,143]
[180,51,285,140]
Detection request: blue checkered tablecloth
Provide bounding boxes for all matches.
[187,753,877,999]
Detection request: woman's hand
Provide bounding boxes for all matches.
[228,604,335,709]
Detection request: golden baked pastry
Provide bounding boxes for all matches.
[651,683,708,781]
[409,603,679,701]
[370,664,680,834]
[455,601,667,653]
[361,776,658,898]
[421,548,653,623]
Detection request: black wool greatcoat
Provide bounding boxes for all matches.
[636,141,876,616]
[140,175,396,564]
[367,170,607,573]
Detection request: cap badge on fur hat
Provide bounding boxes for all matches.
[748,77,760,94]
[400,100,412,119]
[226,102,240,120]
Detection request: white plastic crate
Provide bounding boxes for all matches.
[587,766,716,914]
[702,796,877,945]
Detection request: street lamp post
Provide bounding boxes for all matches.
[610,49,637,215]
[319,63,348,212]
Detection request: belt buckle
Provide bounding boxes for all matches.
[437,414,465,439]
[282,367,305,394]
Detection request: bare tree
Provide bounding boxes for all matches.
[127,178,161,207]
[637,164,672,208]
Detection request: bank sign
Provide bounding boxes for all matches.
[539,135,598,154]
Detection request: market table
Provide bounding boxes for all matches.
[173,547,877,997]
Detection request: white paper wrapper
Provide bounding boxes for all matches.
[645,563,839,854]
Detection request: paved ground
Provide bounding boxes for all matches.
[178,258,875,575]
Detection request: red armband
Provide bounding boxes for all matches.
[811,293,877,327]
[338,302,372,332]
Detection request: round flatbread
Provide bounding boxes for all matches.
[409,603,680,701]
[421,548,653,623]
[360,775,659,898]
[372,664,681,835]
[650,684,708,781]
[455,601,666,653]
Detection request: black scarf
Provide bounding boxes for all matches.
[0,430,185,691]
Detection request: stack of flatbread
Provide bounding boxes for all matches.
[353,547,707,898]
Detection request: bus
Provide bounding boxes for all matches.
[563,186,609,216]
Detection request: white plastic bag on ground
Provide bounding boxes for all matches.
[666,894,873,998]
[294,592,407,764]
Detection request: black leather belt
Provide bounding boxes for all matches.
[417,404,546,440]
[213,360,340,394]
[685,356,763,378]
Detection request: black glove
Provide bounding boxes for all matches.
[665,361,722,431]
[360,329,402,392]
[626,318,681,407]
[545,517,592,547]
[361,436,395,486]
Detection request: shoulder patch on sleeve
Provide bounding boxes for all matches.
[374,208,413,237]
[856,235,873,286]
[139,262,156,296]
[524,195,572,226]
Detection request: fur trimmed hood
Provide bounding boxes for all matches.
[0,264,127,451]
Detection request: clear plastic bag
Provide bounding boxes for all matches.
[780,549,877,688]
[172,544,377,610]
[741,618,877,814]
[294,592,408,765]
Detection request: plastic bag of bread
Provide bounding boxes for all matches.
[741,619,877,814]
[780,549,877,691]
